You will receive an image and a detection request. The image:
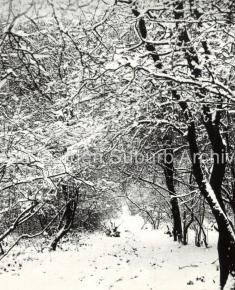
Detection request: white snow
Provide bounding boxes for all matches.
[0,214,234,290]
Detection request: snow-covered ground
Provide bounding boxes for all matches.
[0,213,234,290]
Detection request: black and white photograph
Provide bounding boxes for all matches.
[0,0,235,289]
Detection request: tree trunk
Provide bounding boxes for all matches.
[49,198,77,251]
[183,212,194,245]
[49,185,78,251]
[186,116,235,289]
[163,147,183,242]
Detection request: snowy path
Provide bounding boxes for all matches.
[0,229,234,290]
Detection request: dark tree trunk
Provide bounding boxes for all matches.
[49,199,77,251]
[0,243,4,255]
[229,161,235,218]
[194,200,208,248]
[183,212,194,245]
[185,110,235,289]
[163,147,183,242]
[49,185,78,251]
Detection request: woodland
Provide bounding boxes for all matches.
[0,0,235,289]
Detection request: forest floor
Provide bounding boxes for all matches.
[0,215,234,290]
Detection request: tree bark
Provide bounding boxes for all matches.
[163,147,183,242]
[183,212,194,245]
[185,108,235,289]
[49,185,78,251]
[49,199,77,251]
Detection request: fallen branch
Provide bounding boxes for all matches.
[179,264,199,270]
